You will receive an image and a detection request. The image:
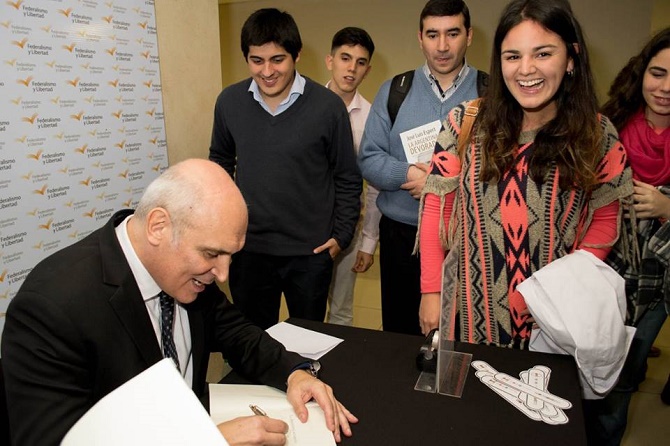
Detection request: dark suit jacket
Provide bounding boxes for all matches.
[1,210,306,445]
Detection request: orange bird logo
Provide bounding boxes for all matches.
[106,47,117,56]
[51,96,60,104]
[59,166,69,174]
[69,230,79,239]
[28,150,43,160]
[53,132,64,140]
[84,95,94,103]
[27,208,38,216]
[123,198,132,207]
[21,171,33,180]
[115,139,126,149]
[11,96,21,105]
[138,21,148,29]
[152,164,161,172]
[15,135,27,143]
[115,95,122,102]
[121,157,129,163]
[74,144,88,154]
[7,0,24,10]
[96,192,106,200]
[67,77,80,87]
[88,129,98,136]
[39,219,54,230]
[143,79,152,88]
[17,76,33,87]
[46,60,56,68]
[80,62,90,70]
[40,25,51,32]
[11,38,28,49]
[62,42,76,52]
[148,136,158,145]
[5,58,17,66]
[111,64,120,71]
[33,184,48,195]
[1,20,11,29]
[91,161,101,168]
[102,15,113,24]
[117,126,126,133]
[58,8,73,17]
[0,270,7,283]
[136,37,144,45]
[105,1,114,7]
[22,113,38,124]
[118,169,129,179]
[79,176,92,187]
[83,208,96,218]
[146,108,155,117]
[70,111,84,121]
[112,110,122,119]
[140,50,150,59]
[108,79,119,87]
[64,200,73,207]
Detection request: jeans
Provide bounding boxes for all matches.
[584,303,668,445]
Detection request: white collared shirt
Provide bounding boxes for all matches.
[422,60,470,102]
[249,71,306,116]
[114,215,193,387]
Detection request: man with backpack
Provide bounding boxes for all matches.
[358,0,487,335]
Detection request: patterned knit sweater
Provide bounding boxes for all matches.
[418,101,634,347]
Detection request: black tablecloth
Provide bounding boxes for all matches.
[222,318,587,445]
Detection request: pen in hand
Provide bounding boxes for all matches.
[249,404,267,416]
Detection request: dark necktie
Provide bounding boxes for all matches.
[159,292,180,372]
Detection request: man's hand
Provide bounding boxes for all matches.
[314,238,342,259]
[633,179,670,220]
[351,251,374,272]
[401,162,429,199]
[286,370,358,443]
[217,415,289,445]
[419,292,441,336]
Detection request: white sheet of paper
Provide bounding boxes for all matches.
[61,359,227,446]
[266,321,343,359]
[399,120,441,164]
[209,384,335,446]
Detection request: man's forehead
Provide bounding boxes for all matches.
[248,42,290,58]
[422,14,466,31]
[334,44,370,60]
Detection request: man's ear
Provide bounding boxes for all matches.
[325,53,334,71]
[145,207,170,247]
[362,64,372,80]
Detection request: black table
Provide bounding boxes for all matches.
[224,318,587,445]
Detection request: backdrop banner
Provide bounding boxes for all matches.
[0,0,169,340]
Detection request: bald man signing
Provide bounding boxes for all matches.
[2,159,357,446]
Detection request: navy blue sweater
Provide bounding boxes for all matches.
[209,77,361,255]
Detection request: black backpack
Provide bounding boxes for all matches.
[387,69,489,125]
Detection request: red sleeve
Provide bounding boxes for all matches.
[420,192,455,293]
[577,200,619,260]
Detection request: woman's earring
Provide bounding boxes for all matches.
[567,69,574,77]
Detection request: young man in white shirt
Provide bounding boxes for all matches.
[325,27,381,326]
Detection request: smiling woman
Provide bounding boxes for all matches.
[418,0,633,352]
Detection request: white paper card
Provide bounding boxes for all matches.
[62,359,227,446]
[399,120,441,164]
[266,321,343,359]
[210,384,335,446]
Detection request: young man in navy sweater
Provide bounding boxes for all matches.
[209,8,361,329]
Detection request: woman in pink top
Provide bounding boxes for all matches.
[591,26,670,445]
[417,0,633,348]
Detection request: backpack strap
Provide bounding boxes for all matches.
[457,98,482,161]
[387,70,414,126]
